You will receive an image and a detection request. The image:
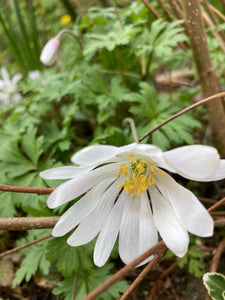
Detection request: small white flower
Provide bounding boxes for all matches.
[40,37,60,66]
[0,67,22,104]
[40,143,225,267]
[28,70,40,80]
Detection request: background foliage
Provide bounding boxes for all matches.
[0,0,225,299]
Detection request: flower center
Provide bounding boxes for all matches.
[117,154,164,197]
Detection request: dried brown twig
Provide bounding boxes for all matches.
[0,196,223,231]
[210,236,225,272]
[208,197,225,212]
[182,0,225,152]
[120,245,168,300]
[0,234,52,259]
[139,91,225,142]
[0,217,59,231]
[0,185,54,195]
[140,0,161,19]
[83,241,166,300]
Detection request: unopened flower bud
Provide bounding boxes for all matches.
[40,37,60,66]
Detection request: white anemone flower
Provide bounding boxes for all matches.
[40,143,225,267]
[0,67,22,104]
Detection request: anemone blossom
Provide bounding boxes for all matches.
[40,143,225,267]
[0,67,22,104]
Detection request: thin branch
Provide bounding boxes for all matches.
[148,260,179,300]
[156,0,175,21]
[201,9,225,54]
[210,236,225,272]
[210,211,225,216]
[202,0,220,26]
[200,0,225,22]
[141,0,162,19]
[83,241,166,300]
[139,91,225,142]
[0,195,223,231]
[208,197,225,212]
[167,0,183,20]
[182,0,225,152]
[214,218,225,227]
[0,234,52,259]
[120,245,167,300]
[72,275,78,300]
[0,185,54,195]
[0,214,222,231]
[0,217,59,230]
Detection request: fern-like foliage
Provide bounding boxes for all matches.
[12,230,51,288]
[46,236,129,299]
[52,263,129,300]
[125,82,201,150]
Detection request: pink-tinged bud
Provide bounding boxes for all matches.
[40,37,60,66]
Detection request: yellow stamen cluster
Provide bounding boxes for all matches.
[117,155,164,197]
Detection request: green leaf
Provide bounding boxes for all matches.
[188,258,204,278]
[23,199,53,217]
[177,245,205,278]
[84,21,140,58]
[0,170,17,217]
[12,239,51,287]
[46,235,93,277]
[21,126,44,166]
[127,82,201,150]
[53,263,129,300]
[203,272,225,300]
[133,19,187,60]
[0,139,36,178]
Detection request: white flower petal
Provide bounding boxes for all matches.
[67,201,105,246]
[1,67,10,84]
[150,152,177,172]
[156,173,214,237]
[71,145,120,166]
[0,80,6,89]
[138,193,158,266]
[119,195,140,264]
[52,177,116,236]
[150,185,189,257]
[12,73,22,84]
[200,160,225,182]
[47,163,120,208]
[119,143,162,156]
[40,165,93,180]
[164,145,220,180]
[118,143,176,173]
[67,180,120,247]
[94,190,127,267]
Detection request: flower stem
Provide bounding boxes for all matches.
[56,29,82,49]
[123,118,139,143]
